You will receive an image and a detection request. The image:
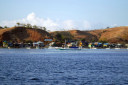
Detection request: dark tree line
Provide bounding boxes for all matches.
[16,22,46,31]
[0,26,9,29]
[0,22,47,31]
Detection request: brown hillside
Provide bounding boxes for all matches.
[99,26,128,43]
[51,26,128,43]
[0,27,51,42]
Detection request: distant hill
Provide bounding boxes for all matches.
[51,26,128,44]
[0,27,51,42]
[1,26,128,44]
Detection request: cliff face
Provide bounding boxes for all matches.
[51,26,128,43]
[0,27,51,42]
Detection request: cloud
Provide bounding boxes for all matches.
[27,12,36,21]
[62,20,76,30]
[83,21,91,29]
[0,12,110,31]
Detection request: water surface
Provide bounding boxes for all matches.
[0,48,128,85]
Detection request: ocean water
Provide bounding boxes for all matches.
[0,48,128,85]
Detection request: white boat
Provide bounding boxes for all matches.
[91,48,97,49]
[26,47,31,49]
[106,48,110,49]
[59,40,82,50]
[59,47,81,50]
[115,48,120,49]
[36,46,39,49]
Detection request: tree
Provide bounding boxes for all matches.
[42,27,46,31]
[4,26,7,28]
[106,27,110,29]
[0,26,3,29]
[26,24,32,28]
[22,24,26,27]
[55,33,63,42]
[98,38,108,43]
[16,22,20,27]
[33,25,38,29]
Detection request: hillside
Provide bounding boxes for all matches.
[0,27,51,42]
[0,26,128,44]
[51,26,128,44]
[99,26,128,43]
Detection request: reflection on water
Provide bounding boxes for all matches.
[0,48,128,85]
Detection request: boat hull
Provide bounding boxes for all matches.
[59,48,81,50]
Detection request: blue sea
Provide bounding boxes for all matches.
[0,48,128,85]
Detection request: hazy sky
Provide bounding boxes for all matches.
[0,0,128,31]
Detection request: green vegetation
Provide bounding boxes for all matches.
[16,22,20,26]
[0,26,9,29]
[4,26,8,29]
[98,38,108,43]
[0,26,3,29]
[16,22,47,30]
[54,31,74,43]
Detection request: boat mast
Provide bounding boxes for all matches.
[65,39,66,47]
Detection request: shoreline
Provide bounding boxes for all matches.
[0,47,128,50]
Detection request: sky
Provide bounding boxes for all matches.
[0,0,128,31]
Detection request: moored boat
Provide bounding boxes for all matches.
[59,47,81,50]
